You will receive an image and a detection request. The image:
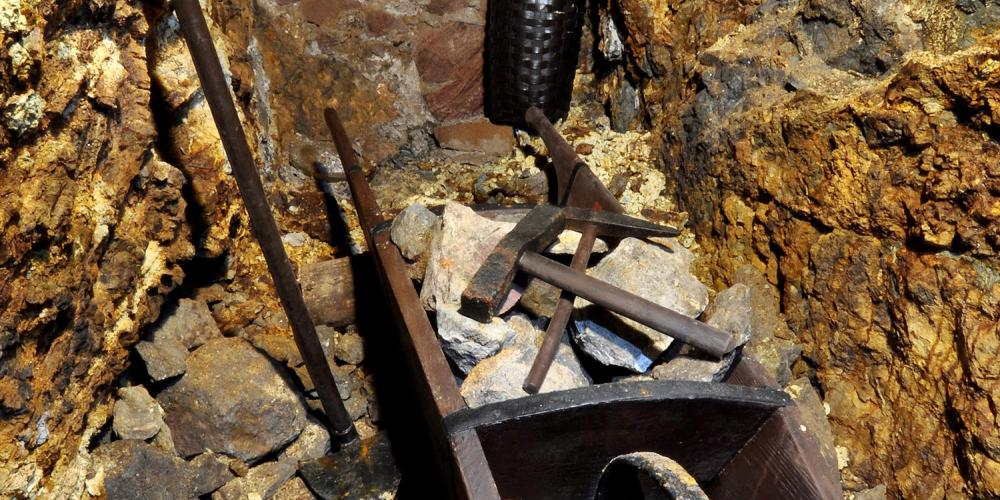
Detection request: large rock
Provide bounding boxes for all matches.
[112,386,165,441]
[436,303,516,374]
[90,440,197,499]
[572,238,710,368]
[461,315,590,407]
[157,337,308,462]
[652,284,754,382]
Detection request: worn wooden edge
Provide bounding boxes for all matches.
[443,380,792,436]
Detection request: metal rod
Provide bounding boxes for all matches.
[172,0,357,444]
[518,252,733,359]
[523,224,598,394]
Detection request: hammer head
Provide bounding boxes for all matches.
[459,205,682,323]
[460,205,565,322]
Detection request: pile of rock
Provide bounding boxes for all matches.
[390,201,803,408]
[88,287,379,498]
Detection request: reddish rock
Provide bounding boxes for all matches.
[415,22,485,121]
[433,118,514,155]
[299,0,360,26]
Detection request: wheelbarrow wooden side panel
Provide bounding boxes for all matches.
[444,381,791,499]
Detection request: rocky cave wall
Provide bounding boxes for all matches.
[608,0,1000,497]
[1,0,999,497]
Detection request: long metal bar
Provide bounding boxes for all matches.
[172,0,357,443]
[522,107,623,393]
[519,252,734,358]
[523,224,597,394]
[324,108,501,499]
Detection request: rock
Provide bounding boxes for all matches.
[652,284,755,382]
[548,230,609,255]
[572,320,654,373]
[390,203,439,261]
[135,338,188,382]
[433,118,514,156]
[573,238,709,366]
[3,91,45,136]
[850,485,888,500]
[732,266,803,385]
[157,337,308,462]
[90,440,196,499]
[420,202,517,310]
[148,298,222,350]
[272,477,317,500]
[519,277,561,318]
[333,331,365,365]
[415,21,485,121]
[461,317,590,407]
[251,334,304,367]
[436,304,516,374]
[189,453,235,497]
[300,258,356,328]
[112,386,164,440]
[150,423,177,456]
[212,460,297,500]
[345,391,369,421]
[279,416,331,465]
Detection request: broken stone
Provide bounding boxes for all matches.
[784,377,839,478]
[850,485,888,500]
[547,230,609,255]
[461,317,590,407]
[433,118,514,156]
[272,477,317,500]
[333,330,365,365]
[3,91,44,136]
[149,298,222,350]
[112,386,164,440]
[300,258,356,328]
[345,391,369,421]
[212,460,297,500]
[390,203,439,261]
[279,416,331,465]
[151,423,177,456]
[519,277,561,318]
[190,452,235,497]
[157,337,308,462]
[573,238,709,368]
[653,284,755,382]
[436,303,516,374]
[135,337,188,382]
[572,320,654,373]
[251,334,303,367]
[733,265,803,385]
[90,440,196,499]
[420,202,517,310]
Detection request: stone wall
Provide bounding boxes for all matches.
[611,0,1000,496]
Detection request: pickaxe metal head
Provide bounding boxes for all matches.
[459,205,680,323]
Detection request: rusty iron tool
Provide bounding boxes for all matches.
[460,205,733,359]
[172,0,357,444]
[460,205,680,321]
[522,106,621,393]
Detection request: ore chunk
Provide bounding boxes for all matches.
[135,338,188,382]
[461,316,589,407]
[112,386,164,440]
[437,303,516,374]
[189,452,235,496]
[390,203,439,261]
[212,460,297,500]
[149,298,221,350]
[90,440,196,499]
[573,238,709,369]
[157,337,308,462]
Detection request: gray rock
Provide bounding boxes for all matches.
[519,277,561,318]
[436,303,516,374]
[333,331,364,365]
[112,386,164,440]
[189,452,235,497]
[461,317,589,407]
[345,391,369,421]
[420,202,517,310]
[251,334,303,367]
[135,338,188,382]
[653,284,755,382]
[90,440,196,499]
[157,337,308,462]
[573,238,709,367]
[733,265,803,385]
[272,477,317,500]
[572,320,654,373]
[851,485,887,500]
[279,416,331,465]
[150,423,177,456]
[149,298,221,350]
[390,203,439,261]
[212,460,297,500]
